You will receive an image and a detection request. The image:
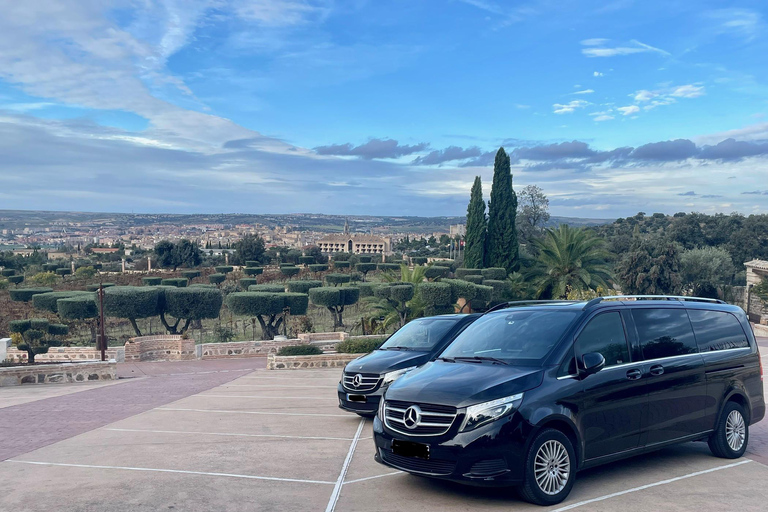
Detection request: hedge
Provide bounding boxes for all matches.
[411,257,428,265]
[55,268,72,276]
[308,287,360,308]
[32,291,92,314]
[455,268,482,279]
[463,274,485,285]
[48,323,70,336]
[248,284,286,293]
[239,278,259,290]
[8,275,24,285]
[103,286,161,319]
[280,266,301,277]
[417,282,452,308]
[483,279,511,301]
[277,345,322,356]
[358,256,372,263]
[424,266,449,280]
[142,277,163,286]
[356,263,377,275]
[325,273,351,286]
[308,264,329,272]
[245,260,260,267]
[474,284,494,304]
[57,295,99,320]
[443,279,477,303]
[375,283,415,303]
[9,287,53,302]
[1,269,14,277]
[9,320,31,333]
[189,283,217,289]
[377,263,400,272]
[336,337,386,354]
[161,278,189,288]
[333,261,351,269]
[227,292,284,316]
[287,280,323,294]
[298,256,315,265]
[357,282,377,297]
[163,287,223,321]
[30,318,50,331]
[424,304,456,316]
[181,270,201,280]
[243,267,264,276]
[214,266,233,274]
[209,273,226,285]
[85,283,115,292]
[283,292,309,315]
[42,263,60,272]
[481,268,507,281]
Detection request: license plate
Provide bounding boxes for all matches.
[347,394,366,403]
[392,440,430,460]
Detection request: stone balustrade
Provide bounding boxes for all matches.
[0,361,117,387]
[267,352,360,370]
[200,339,341,359]
[298,332,349,343]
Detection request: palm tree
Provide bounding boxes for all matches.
[524,225,613,299]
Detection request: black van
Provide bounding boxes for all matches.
[373,296,765,506]
[338,314,480,417]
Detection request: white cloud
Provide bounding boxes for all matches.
[552,100,589,114]
[634,89,656,102]
[581,38,609,46]
[617,105,640,116]
[581,39,670,58]
[573,89,595,95]
[594,71,604,77]
[593,114,614,121]
[671,84,705,98]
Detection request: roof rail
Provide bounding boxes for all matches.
[484,300,579,314]
[584,295,727,309]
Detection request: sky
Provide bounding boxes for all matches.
[0,0,767,219]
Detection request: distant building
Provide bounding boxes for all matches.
[90,248,119,254]
[316,219,392,255]
[450,224,466,237]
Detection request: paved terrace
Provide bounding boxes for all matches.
[0,340,765,512]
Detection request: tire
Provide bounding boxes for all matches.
[708,401,749,459]
[518,428,576,506]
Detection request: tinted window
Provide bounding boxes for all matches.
[687,310,749,352]
[441,309,578,365]
[632,308,698,360]
[379,317,458,351]
[575,312,630,367]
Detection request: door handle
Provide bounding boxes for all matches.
[626,369,642,380]
[649,364,664,376]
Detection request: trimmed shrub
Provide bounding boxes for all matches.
[357,282,377,297]
[463,275,485,285]
[161,278,189,288]
[214,266,233,274]
[280,266,301,277]
[8,275,24,285]
[481,267,507,281]
[55,268,72,276]
[58,296,99,320]
[277,345,322,356]
[9,287,53,302]
[48,323,69,336]
[9,320,31,333]
[377,263,400,272]
[298,256,315,265]
[181,270,201,280]
[424,304,456,316]
[42,263,60,272]
[227,292,285,316]
[474,284,494,306]
[455,268,482,279]
[85,283,115,292]
[356,262,377,278]
[248,284,286,293]
[1,269,14,277]
[336,337,386,354]
[358,255,372,263]
[483,279,511,301]
[209,273,226,285]
[287,280,323,294]
[308,264,329,273]
[283,292,309,315]
[326,273,351,286]
[163,287,223,324]
[30,318,50,331]
[142,277,163,286]
[245,260,260,267]
[417,282,452,309]
[189,283,216,289]
[424,266,449,280]
[103,286,162,335]
[333,261,351,269]
[308,287,360,328]
[239,278,259,290]
[243,267,264,276]
[412,257,428,265]
[32,291,92,314]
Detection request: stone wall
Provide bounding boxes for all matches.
[4,346,123,364]
[267,352,360,370]
[124,335,196,362]
[200,339,340,359]
[0,361,116,387]
[298,332,349,343]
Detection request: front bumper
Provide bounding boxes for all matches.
[372,412,528,486]
[337,382,383,415]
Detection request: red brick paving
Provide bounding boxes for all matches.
[0,358,265,462]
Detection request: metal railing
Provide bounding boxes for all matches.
[583,295,726,309]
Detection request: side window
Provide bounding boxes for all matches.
[632,308,698,360]
[575,312,630,367]
[687,310,749,352]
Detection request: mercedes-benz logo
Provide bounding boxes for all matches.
[352,374,363,388]
[403,405,422,429]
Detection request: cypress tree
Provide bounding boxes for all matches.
[485,147,519,272]
[464,176,487,269]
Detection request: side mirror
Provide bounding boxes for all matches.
[581,352,605,376]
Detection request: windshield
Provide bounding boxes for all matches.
[379,317,460,351]
[440,309,578,364]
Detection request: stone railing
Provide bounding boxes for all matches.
[124,335,196,362]
[298,332,349,343]
[267,352,360,370]
[200,338,341,359]
[0,361,117,387]
[4,346,123,364]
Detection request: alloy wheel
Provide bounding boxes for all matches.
[725,410,746,452]
[534,439,571,495]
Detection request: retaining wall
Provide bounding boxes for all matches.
[124,335,196,362]
[267,352,360,370]
[4,346,123,364]
[0,361,116,387]
[200,339,340,359]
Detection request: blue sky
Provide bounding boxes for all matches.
[0,0,767,218]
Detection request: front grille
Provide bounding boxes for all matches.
[383,400,457,436]
[343,372,381,392]
[468,458,508,477]
[381,449,456,476]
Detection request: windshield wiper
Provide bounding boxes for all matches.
[383,346,413,351]
[453,356,510,365]
[437,356,456,362]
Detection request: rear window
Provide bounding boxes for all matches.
[632,308,698,360]
[440,309,578,365]
[687,310,749,352]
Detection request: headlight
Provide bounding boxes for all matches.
[459,393,524,432]
[378,397,386,419]
[382,366,417,385]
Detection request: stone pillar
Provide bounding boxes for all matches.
[122,258,126,273]
[148,256,151,272]
[225,252,229,264]
[0,338,10,363]
[71,260,75,274]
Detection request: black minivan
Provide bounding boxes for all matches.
[373,296,765,506]
[338,314,480,417]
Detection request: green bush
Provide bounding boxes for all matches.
[42,263,60,272]
[57,295,99,320]
[142,277,163,286]
[412,257,428,265]
[356,262,377,273]
[245,260,260,267]
[455,268,482,279]
[424,266,449,280]
[358,255,372,263]
[32,291,92,313]
[103,286,162,320]
[239,278,259,290]
[181,270,201,280]
[1,269,14,276]
[417,282,452,309]
[280,266,301,277]
[326,273,351,286]
[375,283,415,303]
[30,318,50,331]
[9,287,53,302]
[377,263,400,272]
[336,337,385,353]
[299,256,315,265]
[424,304,456,316]
[277,345,322,356]
[189,283,217,288]
[243,267,263,276]
[8,275,24,285]
[55,268,71,276]
[248,284,286,292]
[209,273,226,285]
[161,278,189,288]
[283,292,309,315]
[215,266,234,274]
[463,275,484,284]
[9,319,31,333]
[163,287,223,323]
[443,279,477,304]
[482,279,511,301]
[308,264,329,272]
[227,292,286,316]
[333,261,351,269]
[48,323,69,336]
[287,280,323,294]
[309,287,360,328]
[481,268,507,280]
[357,282,377,297]
[474,284,494,306]
[85,283,115,292]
